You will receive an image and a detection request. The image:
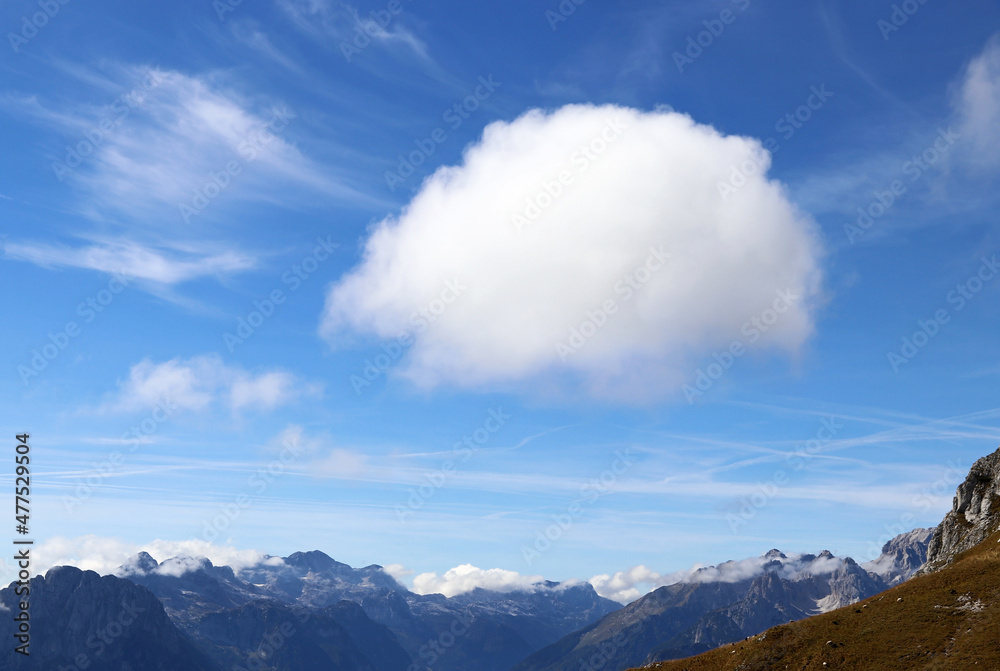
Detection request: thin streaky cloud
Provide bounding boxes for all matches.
[4,239,256,284]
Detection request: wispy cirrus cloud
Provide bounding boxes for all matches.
[278,0,430,62]
[955,34,1000,170]
[229,21,306,74]
[3,239,256,284]
[3,63,374,223]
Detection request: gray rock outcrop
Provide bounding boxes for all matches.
[920,446,1000,574]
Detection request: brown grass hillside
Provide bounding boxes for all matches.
[636,529,1000,671]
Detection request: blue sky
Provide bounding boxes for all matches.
[2,0,999,603]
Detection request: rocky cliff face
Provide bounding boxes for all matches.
[861,527,933,586]
[920,447,1000,574]
[0,566,215,671]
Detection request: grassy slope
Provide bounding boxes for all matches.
[638,529,1000,671]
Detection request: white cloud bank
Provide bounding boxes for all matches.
[104,354,317,413]
[16,538,851,606]
[956,34,1000,169]
[388,552,851,604]
[412,564,547,597]
[590,551,847,603]
[588,565,666,604]
[23,536,279,579]
[323,104,823,400]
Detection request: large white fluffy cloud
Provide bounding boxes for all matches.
[956,34,1000,169]
[322,104,822,398]
[588,564,667,604]
[412,564,546,597]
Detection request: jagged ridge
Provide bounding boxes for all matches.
[920,446,1000,574]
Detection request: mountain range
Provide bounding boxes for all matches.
[511,537,931,671]
[7,446,998,670]
[0,534,928,670]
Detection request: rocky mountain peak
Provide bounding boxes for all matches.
[920,446,1000,574]
[862,528,933,586]
[880,527,934,556]
[284,549,346,573]
[762,549,786,560]
[119,551,160,575]
[134,551,159,570]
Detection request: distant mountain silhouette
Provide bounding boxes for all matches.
[0,566,215,670]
